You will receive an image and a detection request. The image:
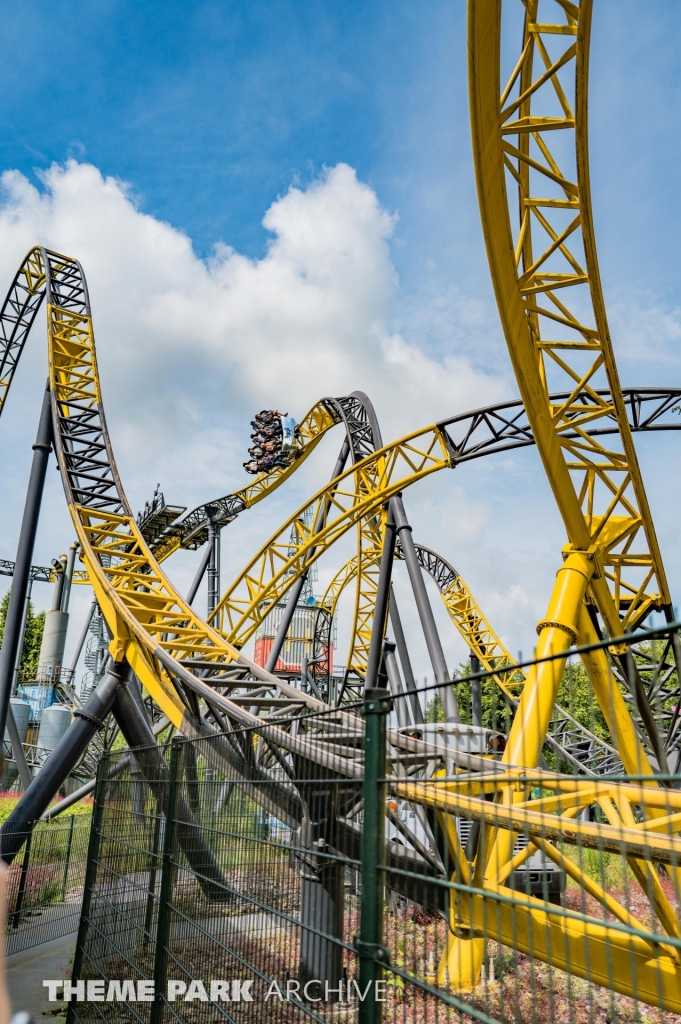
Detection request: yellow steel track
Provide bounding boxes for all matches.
[468,0,667,637]
[0,215,679,1010]
[150,399,341,563]
[320,545,619,773]
[210,428,452,646]
[444,0,681,998]
[0,248,466,781]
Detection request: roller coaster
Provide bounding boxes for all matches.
[1,0,681,1012]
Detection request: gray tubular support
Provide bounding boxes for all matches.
[266,573,306,673]
[0,383,54,742]
[11,579,32,695]
[111,672,230,902]
[186,542,213,607]
[439,676,459,724]
[215,781,233,815]
[391,495,458,720]
[69,598,97,676]
[265,437,351,675]
[60,541,79,613]
[388,587,423,724]
[50,555,67,612]
[0,658,125,864]
[383,640,411,729]
[41,778,96,819]
[364,505,397,692]
[206,521,218,617]
[40,714,171,821]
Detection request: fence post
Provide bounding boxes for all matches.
[11,830,33,929]
[143,808,163,948]
[61,814,75,901]
[150,737,181,1024]
[355,687,390,1024]
[67,753,108,1024]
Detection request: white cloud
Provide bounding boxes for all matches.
[0,160,508,465]
[11,158,680,679]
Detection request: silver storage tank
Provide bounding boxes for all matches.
[37,704,72,751]
[38,609,69,679]
[1,699,31,789]
[6,699,31,744]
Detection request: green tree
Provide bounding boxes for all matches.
[424,691,444,723]
[0,590,46,681]
[425,664,512,733]
[555,659,612,744]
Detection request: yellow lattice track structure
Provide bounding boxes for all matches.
[0,249,472,784]
[467,0,668,768]
[469,0,668,638]
[210,430,451,646]
[150,399,341,563]
[417,0,681,998]
[399,771,681,1007]
[320,543,620,771]
[319,550,525,695]
[0,5,678,1006]
[317,553,378,680]
[6,244,679,1016]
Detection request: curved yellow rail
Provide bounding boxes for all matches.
[3,248,453,788]
[5,244,679,1012]
[211,428,452,646]
[469,0,667,636]
[10,247,326,745]
[316,545,385,681]
[456,0,678,996]
[151,399,341,563]
[319,548,525,691]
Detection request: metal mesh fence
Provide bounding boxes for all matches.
[6,813,91,954]
[61,637,681,1024]
[67,712,364,1024]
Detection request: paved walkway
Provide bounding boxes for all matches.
[6,930,76,1020]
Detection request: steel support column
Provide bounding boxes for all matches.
[356,686,389,1024]
[206,521,219,617]
[265,439,351,675]
[111,671,230,901]
[392,495,457,719]
[11,579,32,695]
[6,708,31,792]
[0,657,125,864]
[298,806,345,1002]
[186,543,213,607]
[0,383,53,741]
[364,505,397,693]
[388,587,423,725]
[384,640,411,729]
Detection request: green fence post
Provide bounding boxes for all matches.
[61,814,75,901]
[143,808,163,949]
[11,830,33,929]
[355,687,390,1024]
[67,753,108,1024]
[150,737,181,1024]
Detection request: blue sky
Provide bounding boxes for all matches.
[0,0,476,324]
[1,0,681,679]
[1,2,679,306]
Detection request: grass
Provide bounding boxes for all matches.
[0,789,93,825]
